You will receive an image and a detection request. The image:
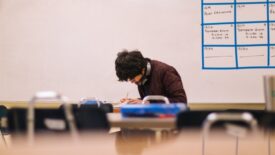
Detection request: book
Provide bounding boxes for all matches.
[263,75,275,111]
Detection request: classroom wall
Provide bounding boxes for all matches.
[0,0,274,103]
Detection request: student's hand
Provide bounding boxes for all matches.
[120,98,129,104]
[127,99,143,104]
[120,98,149,104]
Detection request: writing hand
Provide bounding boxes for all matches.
[120,98,150,104]
[120,98,142,104]
[127,99,143,104]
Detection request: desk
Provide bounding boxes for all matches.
[143,131,272,155]
[0,131,273,155]
[107,113,175,129]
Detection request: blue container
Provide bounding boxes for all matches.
[120,103,188,117]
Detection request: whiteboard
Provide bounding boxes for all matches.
[0,0,274,103]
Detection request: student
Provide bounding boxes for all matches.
[115,50,187,104]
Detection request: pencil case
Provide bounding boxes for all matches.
[120,103,188,117]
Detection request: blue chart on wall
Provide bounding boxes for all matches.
[201,0,275,70]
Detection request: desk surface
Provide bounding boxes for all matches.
[107,113,175,129]
[1,131,273,155]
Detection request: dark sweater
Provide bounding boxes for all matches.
[138,59,187,104]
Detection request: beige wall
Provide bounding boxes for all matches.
[0,0,273,103]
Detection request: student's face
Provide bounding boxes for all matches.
[128,69,145,85]
[128,73,143,85]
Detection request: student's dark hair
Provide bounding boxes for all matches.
[115,50,147,81]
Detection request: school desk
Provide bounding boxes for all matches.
[0,130,273,155]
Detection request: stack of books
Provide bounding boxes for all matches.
[264,75,275,111]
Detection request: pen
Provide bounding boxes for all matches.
[121,92,129,104]
[125,92,129,99]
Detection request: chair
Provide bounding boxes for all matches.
[0,105,8,146]
[202,112,258,155]
[176,111,217,129]
[257,112,275,155]
[8,108,70,133]
[80,103,113,113]
[75,106,110,131]
[79,97,113,113]
[177,110,265,129]
[257,112,275,131]
[177,110,264,155]
[59,104,110,131]
[7,91,77,145]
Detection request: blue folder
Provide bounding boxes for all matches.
[120,103,188,117]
